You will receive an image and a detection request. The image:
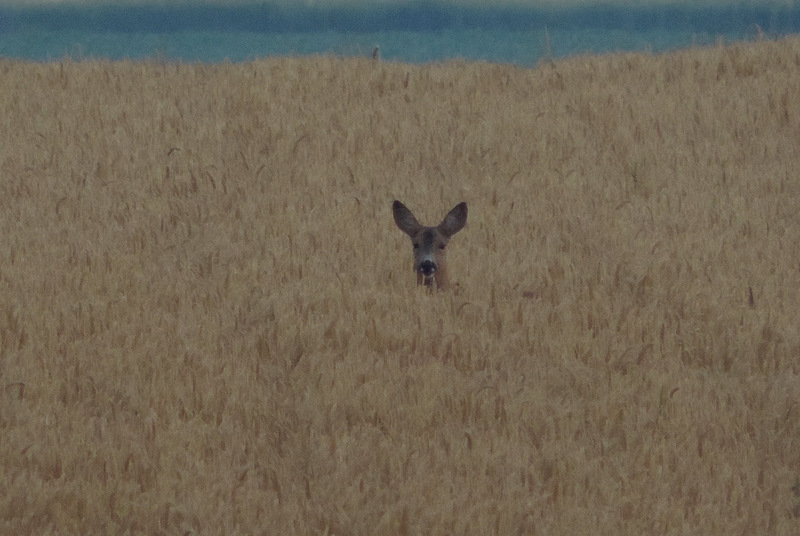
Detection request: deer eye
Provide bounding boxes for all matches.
[413,243,419,249]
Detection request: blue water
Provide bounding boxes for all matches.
[1,2,799,65]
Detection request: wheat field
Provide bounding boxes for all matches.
[1,36,800,535]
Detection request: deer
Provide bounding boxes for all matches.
[392,200,468,291]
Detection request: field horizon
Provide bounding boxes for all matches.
[1,37,800,534]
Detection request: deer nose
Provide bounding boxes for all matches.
[419,260,436,276]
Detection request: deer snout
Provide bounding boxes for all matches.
[418,260,436,276]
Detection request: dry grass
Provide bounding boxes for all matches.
[1,37,800,535]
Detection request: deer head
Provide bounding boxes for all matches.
[393,200,467,290]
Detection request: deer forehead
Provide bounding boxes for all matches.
[414,228,447,249]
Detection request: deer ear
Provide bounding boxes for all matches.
[393,200,422,236]
[439,202,467,238]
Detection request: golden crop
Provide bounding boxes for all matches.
[1,37,799,534]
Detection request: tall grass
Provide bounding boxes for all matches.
[1,37,800,534]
